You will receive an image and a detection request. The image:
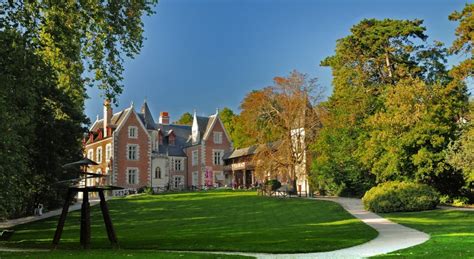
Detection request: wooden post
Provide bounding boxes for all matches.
[52,188,76,248]
[98,190,118,247]
[80,190,91,249]
[243,170,247,189]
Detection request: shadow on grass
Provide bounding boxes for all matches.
[2,191,377,253]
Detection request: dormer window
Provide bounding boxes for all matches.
[158,132,163,145]
[128,126,138,138]
[169,135,176,146]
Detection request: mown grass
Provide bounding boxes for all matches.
[0,250,250,258]
[376,209,474,258]
[1,190,377,254]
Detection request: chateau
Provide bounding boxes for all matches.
[83,100,234,193]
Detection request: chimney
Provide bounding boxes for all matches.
[159,112,170,125]
[103,99,112,137]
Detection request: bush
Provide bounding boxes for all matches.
[362,181,440,213]
[265,179,282,191]
[452,196,469,207]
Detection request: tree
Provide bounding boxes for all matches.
[0,1,157,218]
[0,1,158,106]
[240,71,322,189]
[0,29,82,219]
[362,78,465,195]
[312,18,461,196]
[448,3,473,81]
[175,112,193,125]
[446,4,474,191]
[447,101,474,185]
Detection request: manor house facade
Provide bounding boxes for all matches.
[83,100,233,193]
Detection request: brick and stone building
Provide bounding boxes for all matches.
[83,100,233,194]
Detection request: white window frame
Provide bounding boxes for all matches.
[173,175,183,188]
[128,126,138,139]
[213,131,223,144]
[127,144,139,160]
[192,150,198,166]
[213,149,224,165]
[127,167,139,184]
[105,143,112,160]
[173,158,183,171]
[96,146,102,163]
[87,149,93,159]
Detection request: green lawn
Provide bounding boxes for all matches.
[1,190,377,254]
[0,250,250,258]
[376,209,474,258]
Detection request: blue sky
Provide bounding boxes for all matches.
[85,0,470,123]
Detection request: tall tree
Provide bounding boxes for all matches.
[0,1,157,218]
[312,18,458,196]
[446,4,474,191]
[240,71,322,188]
[0,29,82,219]
[448,3,473,81]
[0,0,158,106]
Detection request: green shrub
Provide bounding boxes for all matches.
[362,181,440,213]
[439,195,452,204]
[265,179,282,191]
[452,196,469,207]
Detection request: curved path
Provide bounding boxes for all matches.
[180,197,430,258]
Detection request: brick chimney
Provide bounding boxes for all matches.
[159,112,170,125]
[103,99,112,137]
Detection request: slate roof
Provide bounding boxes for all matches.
[195,115,210,140]
[154,124,192,156]
[139,101,156,130]
[90,108,130,132]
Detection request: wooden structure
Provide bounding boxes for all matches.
[52,158,123,249]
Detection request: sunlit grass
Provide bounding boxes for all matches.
[375,209,474,257]
[1,190,377,254]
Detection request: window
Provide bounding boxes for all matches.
[127,168,138,184]
[87,149,93,159]
[169,135,175,146]
[174,176,183,188]
[105,144,112,160]
[127,144,138,160]
[213,132,223,144]
[154,167,161,179]
[128,126,138,138]
[213,150,223,165]
[192,150,198,166]
[172,158,183,171]
[192,171,198,186]
[96,147,102,163]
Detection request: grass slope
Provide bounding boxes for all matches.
[2,191,377,253]
[376,209,474,257]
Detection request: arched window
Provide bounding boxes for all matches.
[155,167,161,179]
